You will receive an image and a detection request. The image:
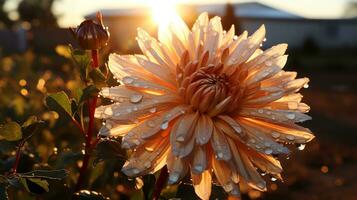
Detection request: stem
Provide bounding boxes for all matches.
[152,166,168,200]
[74,49,99,191]
[11,141,25,174]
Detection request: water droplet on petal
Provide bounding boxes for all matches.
[149,107,157,113]
[286,135,295,141]
[160,121,169,130]
[271,132,280,138]
[271,177,277,182]
[265,148,273,154]
[303,83,309,88]
[297,144,306,150]
[147,120,156,128]
[258,109,263,114]
[130,94,143,103]
[286,113,296,120]
[144,161,151,169]
[123,77,134,84]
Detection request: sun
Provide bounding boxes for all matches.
[150,0,179,29]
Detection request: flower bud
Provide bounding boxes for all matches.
[70,12,109,50]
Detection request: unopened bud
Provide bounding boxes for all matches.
[70,12,109,50]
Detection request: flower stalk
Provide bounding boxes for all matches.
[74,50,99,191]
[152,166,168,200]
[11,140,26,174]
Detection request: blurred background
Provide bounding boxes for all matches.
[0,0,357,199]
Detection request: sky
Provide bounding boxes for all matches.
[4,0,357,27]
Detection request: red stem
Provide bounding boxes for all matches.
[152,166,168,200]
[74,49,99,191]
[11,141,25,174]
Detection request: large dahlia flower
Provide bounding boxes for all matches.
[95,13,314,199]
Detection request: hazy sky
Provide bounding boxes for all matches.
[4,0,356,27]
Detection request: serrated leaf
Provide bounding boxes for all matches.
[72,190,109,200]
[20,178,49,194]
[80,85,99,104]
[46,92,73,119]
[94,140,125,166]
[89,68,107,88]
[0,184,9,200]
[0,121,22,141]
[19,169,68,180]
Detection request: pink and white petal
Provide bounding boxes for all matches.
[99,85,159,103]
[167,150,189,184]
[217,115,244,137]
[227,138,267,191]
[237,119,290,155]
[195,114,214,145]
[211,156,237,193]
[245,43,288,69]
[99,121,135,137]
[238,117,315,144]
[122,137,169,177]
[95,94,180,121]
[240,108,311,123]
[172,112,199,142]
[190,12,209,60]
[192,145,208,174]
[220,25,235,50]
[203,16,223,59]
[191,170,212,200]
[210,125,232,161]
[137,28,176,69]
[249,152,283,175]
[226,25,266,66]
[170,115,196,158]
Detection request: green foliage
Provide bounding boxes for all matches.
[19,169,68,180]
[0,183,8,200]
[89,68,107,88]
[46,92,73,120]
[94,139,125,166]
[20,177,49,194]
[0,121,22,141]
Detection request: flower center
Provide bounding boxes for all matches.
[185,68,231,113]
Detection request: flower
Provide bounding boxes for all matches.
[70,12,109,50]
[95,13,314,199]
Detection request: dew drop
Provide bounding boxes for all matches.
[144,161,151,169]
[123,77,134,84]
[265,148,273,154]
[271,177,277,182]
[130,94,143,104]
[258,109,264,114]
[271,132,280,139]
[297,144,306,150]
[286,135,295,141]
[286,113,296,120]
[147,120,156,128]
[303,83,309,88]
[149,107,157,113]
[160,121,169,130]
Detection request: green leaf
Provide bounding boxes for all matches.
[80,85,99,104]
[20,178,49,194]
[72,190,109,200]
[21,116,45,141]
[19,169,68,180]
[51,151,82,169]
[0,184,9,200]
[94,139,125,166]
[0,121,22,141]
[46,92,73,119]
[89,68,107,88]
[71,48,91,81]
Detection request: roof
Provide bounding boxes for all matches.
[86,2,303,19]
[195,2,303,19]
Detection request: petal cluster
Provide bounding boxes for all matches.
[95,13,314,199]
